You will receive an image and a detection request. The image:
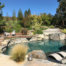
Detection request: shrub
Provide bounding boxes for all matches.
[40,26,48,30]
[21,28,28,35]
[49,25,55,28]
[10,44,28,62]
[61,29,66,34]
[28,27,33,30]
[34,30,43,34]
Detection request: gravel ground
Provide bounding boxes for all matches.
[0,54,66,66]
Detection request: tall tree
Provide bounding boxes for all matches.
[41,13,52,25]
[24,10,28,17]
[24,9,31,17]
[17,9,23,21]
[6,13,10,21]
[12,10,16,22]
[0,2,4,33]
[0,2,4,21]
[28,8,31,16]
[56,0,66,26]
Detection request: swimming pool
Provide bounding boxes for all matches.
[4,40,66,55]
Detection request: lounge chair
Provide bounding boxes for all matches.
[11,30,16,36]
[48,53,63,62]
[4,32,10,36]
[48,51,66,63]
[58,51,66,58]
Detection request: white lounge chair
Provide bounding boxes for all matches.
[49,53,63,62]
[48,51,66,63]
[11,30,16,36]
[4,32,10,36]
[58,51,66,58]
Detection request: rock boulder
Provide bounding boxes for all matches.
[28,50,47,60]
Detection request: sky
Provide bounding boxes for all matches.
[1,0,59,16]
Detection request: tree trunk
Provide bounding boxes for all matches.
[62,20,64,26]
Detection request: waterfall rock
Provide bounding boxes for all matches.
[36,34,44,39]
[36,34,44,40]
[43,28,61,40]
[44,33,49,39]
[30,34,44,41]
[8,38,29,46]
[43,28,66,40]
[30,37,37,41]
[49,33,60,40]
[14,38,29,44]
[59,33,66,40]
[49,33,66,40]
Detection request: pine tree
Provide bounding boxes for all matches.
[12,10,16,22]
[17,9,23,21]
[6,13,10,21]
[0,2,4,21]
[56,0,66,26]
[28,8,31,16]
[24,10,28,17]
[24,9,31,17]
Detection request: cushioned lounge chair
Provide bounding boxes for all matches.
[48,51,66,63]
[58,51,66,58]
[11,30,16,36]
[49,53,63,62]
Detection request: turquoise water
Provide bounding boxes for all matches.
[4,40,66,55]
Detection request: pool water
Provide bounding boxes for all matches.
[4,40,66,55]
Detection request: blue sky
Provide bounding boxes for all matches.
[1,0,59,16]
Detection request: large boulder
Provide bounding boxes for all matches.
[21,38,29,43]
[49,33,66,40]
[17,38,28,43]
[43,28,62,40]
[28,50,47,60]
[44,33,49,39]
[49,33,60,40]
[1,39,10,46]
[59,33,66,40]
[30,34,44,41]
[43,28,61,34]
[30,37,37,41]
[36,34,44,39]
[10,38,29,45]
[28,30,34,35]
[36,34,44,40]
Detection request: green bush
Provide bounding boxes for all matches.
[40,26,49,30]
[28,27,33,30]
[13,24,22,32]
[49,25,55,28]
[10,44,28,62]
[34,30,43,34]
[4,21,22,32]
[21,28,28,35]
[61,29,66,34]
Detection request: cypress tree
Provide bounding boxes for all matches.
[0,2,4,21]
[24,10,28,17]
[17,9,23,21]
[24,9,31,17]
[12,10,16,22]
[28,8,31,16]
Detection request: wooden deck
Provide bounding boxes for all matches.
[0,33,33,43]
[0,34,33,46]
[5,35,33,39]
